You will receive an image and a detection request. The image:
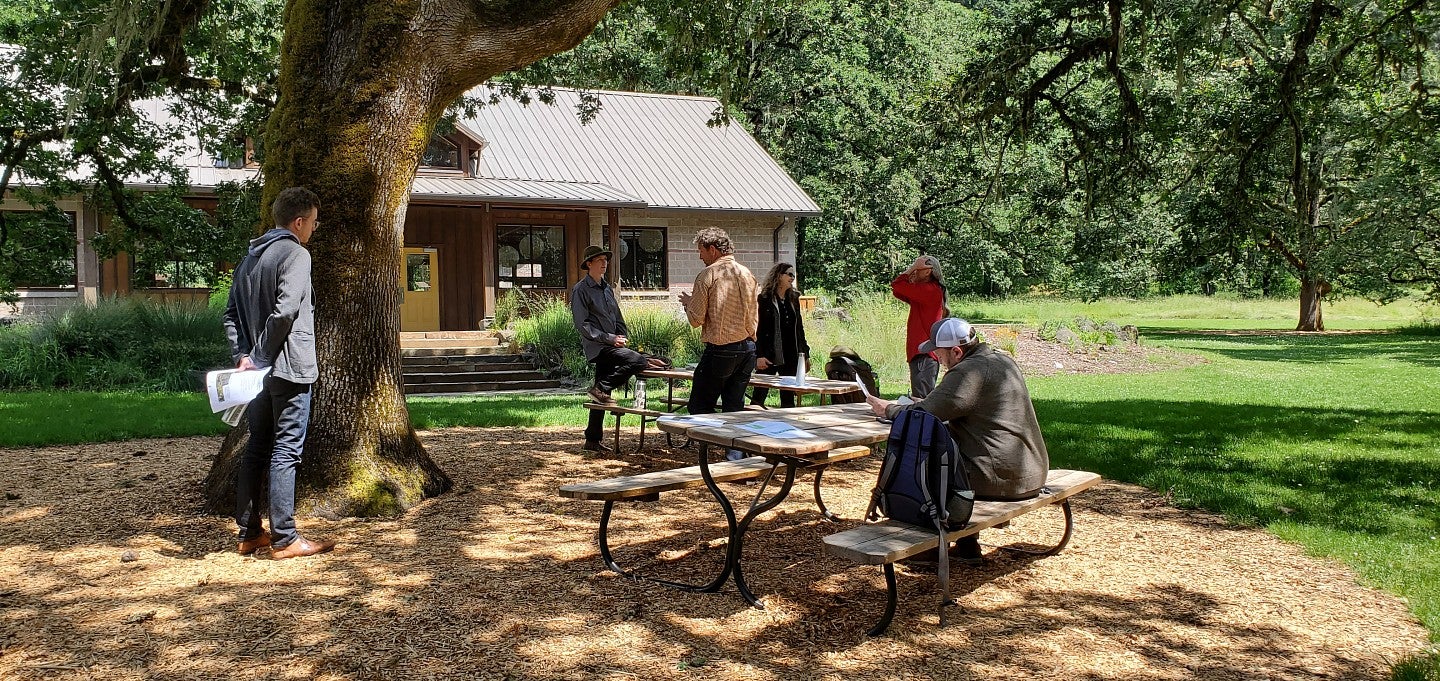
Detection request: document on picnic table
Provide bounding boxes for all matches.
[657,414,725,427]
[735,420,818,439]
[206,367,270,413]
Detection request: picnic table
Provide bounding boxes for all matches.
[645,402,889,606]
[638,367,860,410]
[563,402,1102,631]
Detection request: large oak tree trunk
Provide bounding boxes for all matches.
[204,0,621,517]
[1297,274,1327,332]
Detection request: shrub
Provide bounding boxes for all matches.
[1397,319,1440,336]
[513,296,581,374]
[208,271,233,310]
[0,296,230,391]
[983,325,1021,357]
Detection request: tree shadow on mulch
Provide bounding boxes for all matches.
[0,427,1426,680]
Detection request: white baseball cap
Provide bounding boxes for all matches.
[918,318,977,353]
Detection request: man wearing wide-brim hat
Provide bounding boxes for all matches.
[570,244,648,452]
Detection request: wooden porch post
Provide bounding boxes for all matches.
[606,208,621,290]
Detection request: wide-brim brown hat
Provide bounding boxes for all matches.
[580,244,613,270]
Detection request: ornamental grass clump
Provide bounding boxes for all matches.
[0,296,229,391]
[622,305,701,364]
[512,295,584,378]
[982,325,1021,357]
[513,298,703,384]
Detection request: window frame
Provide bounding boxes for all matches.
[4,209,78,290]
[605,227,669,290]
[494,223,568,290]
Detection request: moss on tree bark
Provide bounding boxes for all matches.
[204,0,621,517]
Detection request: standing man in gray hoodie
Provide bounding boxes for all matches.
[223,186,335,560]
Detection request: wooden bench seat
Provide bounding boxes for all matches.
[561,445,873,580]
[584,402,665,453]
[823,469,1101,635]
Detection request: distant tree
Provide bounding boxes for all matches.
[947,0,1440,326]
[0,0,279,299]
[516,0,975,296]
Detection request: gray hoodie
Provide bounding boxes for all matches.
[223,228,317,384]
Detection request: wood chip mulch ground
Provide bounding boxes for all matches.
[0,426,1428,680]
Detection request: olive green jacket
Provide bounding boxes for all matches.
[886,344,1049,499]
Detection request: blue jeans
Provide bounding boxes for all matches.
[688,340,756,415]
[236,375,312,549]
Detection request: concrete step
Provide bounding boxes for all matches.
[399,331,503,340]
[401,337,501,349]
[401,346,511,358]
[404,369,548,384]
[403,361,536,374]
[404,379,563,394]
[403,353,528,366]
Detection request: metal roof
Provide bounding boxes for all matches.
[110,90,820,216]
[410,176,644,208]
[461,87,821,216]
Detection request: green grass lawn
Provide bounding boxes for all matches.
[0,391,229,446]
[1026,330,1440,642]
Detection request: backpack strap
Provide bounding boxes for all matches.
[866,408,910,523]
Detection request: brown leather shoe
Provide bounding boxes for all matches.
[587,386,616,404]
[581,440,613,453]
[237,533,271,555]
[270,536,336,560]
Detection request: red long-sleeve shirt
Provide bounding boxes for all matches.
[891,273,946,360]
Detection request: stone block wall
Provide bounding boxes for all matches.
[588,209,798,296]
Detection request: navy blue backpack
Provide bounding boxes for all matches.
[865,408,976,621]
[867,408,975,532]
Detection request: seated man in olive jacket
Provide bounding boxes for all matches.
[865,317,1050,562]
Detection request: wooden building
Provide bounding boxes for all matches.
[3,87,822,330]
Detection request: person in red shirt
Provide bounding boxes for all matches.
[891,255,948,398]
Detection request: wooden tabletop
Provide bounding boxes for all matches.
[655,403,889,457]
[639,368,861,396]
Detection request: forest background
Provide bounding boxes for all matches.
[2,0,1439,332]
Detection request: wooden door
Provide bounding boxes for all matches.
[400,247,440,331]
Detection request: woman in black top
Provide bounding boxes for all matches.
[751,262,810,408]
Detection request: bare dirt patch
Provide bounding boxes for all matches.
[0,429,1426,680]
[981,325,1207,377]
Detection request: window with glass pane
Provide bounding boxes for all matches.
[4,210,76,288]
[605,228,668,290]
[406,253,432,291]
[496,224,566,288]
[421,136,460,169]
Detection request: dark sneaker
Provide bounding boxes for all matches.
[581,440,614,453]
[950,535,984,566]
